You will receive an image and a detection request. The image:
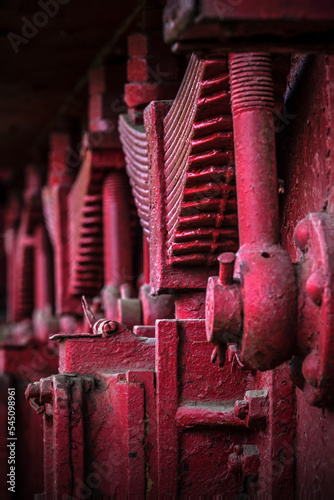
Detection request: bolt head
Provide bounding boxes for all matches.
[40,378,53,403]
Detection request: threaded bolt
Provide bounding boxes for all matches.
[229,53,274,115]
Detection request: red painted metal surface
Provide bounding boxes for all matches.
[293,213,334,407]
[0,341,58,500]
[25,308,295,498]
[118,11,180,327]
[278,54,334,496]
[23,49,296,498]
[1,3,333,500]
[102,171,133,319]
[206,53,297,371]
[27,323,156,498]
[163,54,237,267]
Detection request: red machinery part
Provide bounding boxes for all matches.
[292,213,334,407]
[205,54,334,409]
[42,133,81,317]
[206,53,297,371]
[102,171,133,319]
[144,54,238,294]
[26,317,295,498]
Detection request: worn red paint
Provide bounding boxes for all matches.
[278,55,334,494]
[24,50,330,499]
[205,54,334,412]
[205,53,297,371]
[2,3,333,500]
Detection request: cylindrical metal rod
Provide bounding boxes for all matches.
[103,172,132,287]
[34,225,52,311]
[229,53,279,247]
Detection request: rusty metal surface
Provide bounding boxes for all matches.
[68,66,127,298]
[26,316,295,498]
